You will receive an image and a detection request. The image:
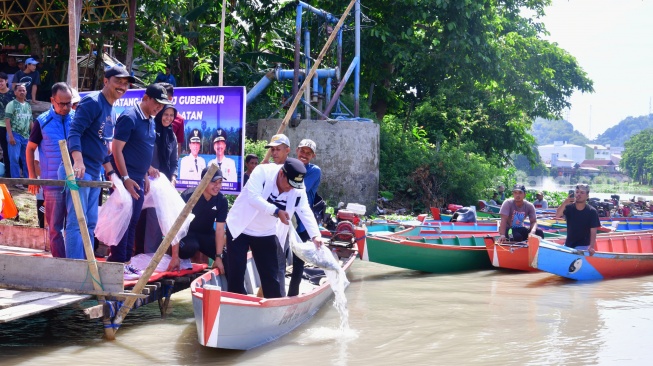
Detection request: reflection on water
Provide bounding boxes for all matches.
[2,262,653,365]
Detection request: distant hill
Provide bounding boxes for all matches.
[530,118,590,145]
[593,115,653,147]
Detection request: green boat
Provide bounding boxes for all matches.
[361,231,496,273]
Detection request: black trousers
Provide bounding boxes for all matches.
[0,126,11,178]
[179,230,217,260]
[287,230,310,296]
[226,228,282,298]
[506,226,544,242]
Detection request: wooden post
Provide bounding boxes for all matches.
[109,164,219,337]
[58,140,115,339]
[261,0,357,163]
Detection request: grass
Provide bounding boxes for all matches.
[1,186,40,227]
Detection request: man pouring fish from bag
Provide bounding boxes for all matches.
[225,158,322,298]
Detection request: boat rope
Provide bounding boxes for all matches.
[62,173,80,192]
[81,262,105,291]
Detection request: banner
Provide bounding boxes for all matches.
[88,86,246,194]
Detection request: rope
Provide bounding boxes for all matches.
[62,174,80,192]
[80,260,105,291]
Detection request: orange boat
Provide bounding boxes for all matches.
[484,230,653,272]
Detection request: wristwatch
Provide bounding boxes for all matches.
[106,170,115,178]
[273,208,280,218]
[217,253,224,259]
[122,175,130,182]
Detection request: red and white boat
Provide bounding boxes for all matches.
[190,246,357,350]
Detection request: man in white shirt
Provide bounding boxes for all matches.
[207,128,237,181]
[179,128,206,181]
[225,158,321,298]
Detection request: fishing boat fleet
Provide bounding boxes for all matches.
[5,198,653,351]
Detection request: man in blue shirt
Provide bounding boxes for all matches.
[288,139,322,296]
[26,82,75,258]
[62,65,134,259]
[107,84,170,277]
[154,64,177,87]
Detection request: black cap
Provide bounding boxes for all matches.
[201,165,224,182]
[104,65,136,83]
[512,184,526,193]
[282,158,306,189]
[213,129,227,143]
[145,84,172,105]
[189,128,201,143]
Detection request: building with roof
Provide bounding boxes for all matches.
[538,141,586,166]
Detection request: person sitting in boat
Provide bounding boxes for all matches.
[164,166,228,272]
[555,183,601,255]
[225,158,321,299]
[488,192,499,206]
[498,184,544,243]
[533,192,548,209]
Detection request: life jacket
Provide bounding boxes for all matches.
[37,108,73,180]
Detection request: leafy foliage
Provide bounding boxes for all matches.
[594,115,653,147]
[530,117,590,145]
[621,129,653,185]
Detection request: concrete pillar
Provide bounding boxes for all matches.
[258,119,379,214]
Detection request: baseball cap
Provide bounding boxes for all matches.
[512,184,526,193]
[265,134,290,148]
[282,158,306,189]
[145,84,172,105]
[297,139,316,154]
[189,128,202,143]
[104,65,136,83]
[213,129,227,143]
[25,57,39,65]
[201,166,224,182]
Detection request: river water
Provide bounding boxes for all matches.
[2,260,652,365]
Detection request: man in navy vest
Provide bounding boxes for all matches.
[26,82,74,258]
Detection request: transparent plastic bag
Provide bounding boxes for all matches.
[96,175,132,246]
[289,226,340,272]
[142,175,194,245]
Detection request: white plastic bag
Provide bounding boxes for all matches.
[96,175,133,246]
[142,175,194,245]
[289,226,340,271]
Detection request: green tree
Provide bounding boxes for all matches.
[621,129,653,185]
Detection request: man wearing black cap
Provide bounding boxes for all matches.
[62,64,135,259]
[225,158,321,298]
[155,166,228,272]
[207,128,237,182]
[105,84,171,275]
[498,184,544,243]
[179,128,206,181]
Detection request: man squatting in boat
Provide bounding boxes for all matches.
[225,158,322,298]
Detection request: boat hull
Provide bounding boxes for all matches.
[483,237,538,272]
[528,234,653,280]
[191,249,356,350]
[364,235,493,273]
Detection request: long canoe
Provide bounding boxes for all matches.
[190,246,357,350]
[527,232,653,280]
[363,233,495,272]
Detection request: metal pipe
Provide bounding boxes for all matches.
[292,3,303,118]
[298,1,338,23]
[276,68,337,81]
[304,26,311,118]
[246,69,276,105]
[325,77,332,107]
[354,0,360,116]
[322,56,359,118]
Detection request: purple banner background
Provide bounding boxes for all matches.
[82,86,246,194]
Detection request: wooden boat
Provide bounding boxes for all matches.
[527,232,653,280]
[483,237,537,272]
[362,232,495,272]
[190,246,357,350]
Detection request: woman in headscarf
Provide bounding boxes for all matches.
[140,104,179,258]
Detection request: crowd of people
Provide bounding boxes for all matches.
[2,64,325,292]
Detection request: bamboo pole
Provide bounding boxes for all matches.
[58,140,115,339]
[109,163,219,337]
[0,177,111,188]
[262,0,357,163]
[218,0,227,86]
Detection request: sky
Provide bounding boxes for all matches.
[538,0,653,140]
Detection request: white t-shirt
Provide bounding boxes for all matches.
[242,186,289,237]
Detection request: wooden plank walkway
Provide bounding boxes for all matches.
[0,289,89,323]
